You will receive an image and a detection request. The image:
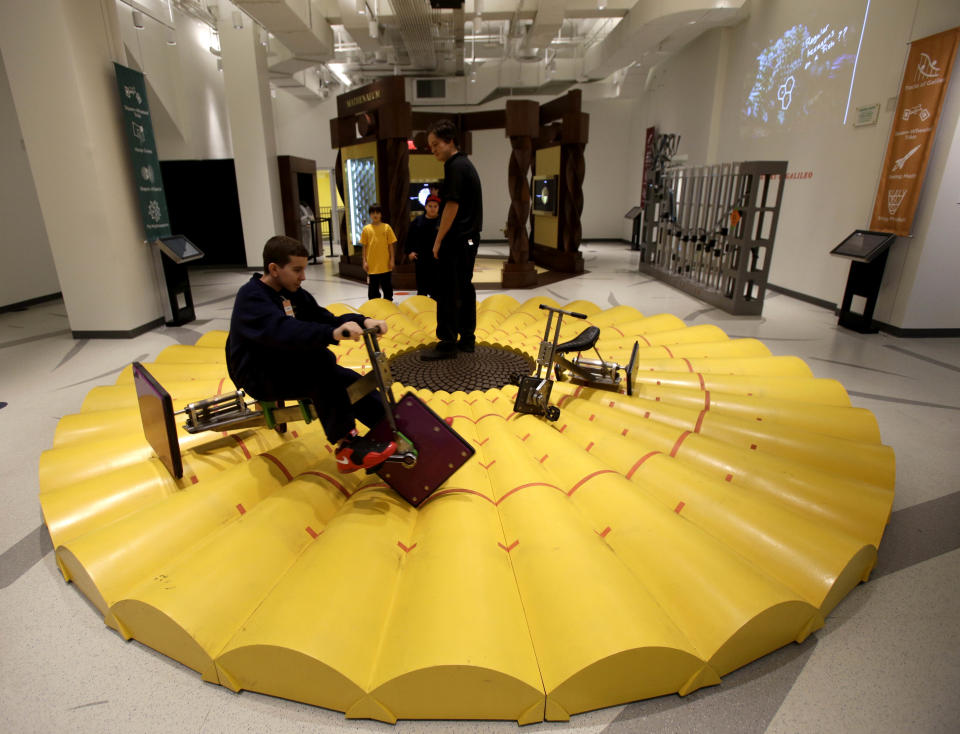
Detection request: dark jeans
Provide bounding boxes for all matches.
[249,360,386,444]
[368,271,393,301]
[414,258,436,298]
[435,235,478,349]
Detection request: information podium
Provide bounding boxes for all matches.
[151,235,204,326]
[830,230,897,334]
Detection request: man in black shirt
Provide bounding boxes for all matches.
[421,119,483,360]
[226,236,397,472]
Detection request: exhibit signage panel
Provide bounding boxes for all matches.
[869,27,959,236]
[113,63,171,240]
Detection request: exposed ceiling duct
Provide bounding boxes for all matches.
[232,0,335,61]
[390,0,438,71]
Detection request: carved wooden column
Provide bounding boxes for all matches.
[558,112,588,273]
[502,100,539,288]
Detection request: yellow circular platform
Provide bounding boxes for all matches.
[39,295,894,724]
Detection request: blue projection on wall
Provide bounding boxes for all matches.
[743,20,859,135]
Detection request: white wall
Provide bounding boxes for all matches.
[625,0,960,329]
[115,1,232,161]
[0,51,59,307]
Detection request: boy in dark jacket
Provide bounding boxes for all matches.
[226,236,397,472]
[407,194,441,297]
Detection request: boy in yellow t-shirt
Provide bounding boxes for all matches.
[360,203,397,301]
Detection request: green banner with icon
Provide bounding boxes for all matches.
[114,63,171,240]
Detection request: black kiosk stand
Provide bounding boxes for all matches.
[151,235,204,326]
[830,229,897,334]
[624,207,643,251]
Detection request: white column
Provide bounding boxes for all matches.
[217,11,285,267]
[0,0,163,334]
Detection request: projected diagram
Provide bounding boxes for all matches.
[743,21,856,134]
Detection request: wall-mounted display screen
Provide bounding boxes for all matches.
[532,176,558,214]
[409,181,440,211]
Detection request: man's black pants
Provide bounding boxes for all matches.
[434,236,478,350]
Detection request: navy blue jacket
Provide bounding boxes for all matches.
[225,274,365,397]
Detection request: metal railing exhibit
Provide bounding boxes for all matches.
[639,160,788,316]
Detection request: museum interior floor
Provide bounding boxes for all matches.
[1,241,958,733]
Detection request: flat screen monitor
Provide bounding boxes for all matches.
[133,361,182,479]
[829,230,897,263]
[155,235,204,264]
[532,176,558,214]
[409,181,439,211]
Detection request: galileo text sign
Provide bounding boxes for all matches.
[114,63,171,240]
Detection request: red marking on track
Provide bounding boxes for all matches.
[756,416,763,422]
[655,396,661,402]
[585,441,594,452]
[421,487,495,506]
[675,501,686,514]
[559,424,567,433]
[539,454,549,463]
[479,460,496,470]
[750,443,758,450]
[609,400,615,408]
[670,431,692,457]
[236,503,246,515]
[397,541,417,554]
[498,540,519,552]
[704,390,711,410]
[626,451,661,479]
[663,345,674,358]
[611,325,624,336]
[306,526,319,539]
[291,430,299,438]
[644,411,651,419]
[725,473,733,482]
[568,469,617,496]
[441,398,453,405]
[521,433,531,442]
[589,414,596,421]
[747,392,754,396]
[233,436,252,459]
[694,410,707,434]
[596,526,612,538]
[190,475,199,485]
[505,412,517,421]
[697,373,706,390]
[476,437,489,446]
[216,377,226,396]
[465,399,477,406]
[261,452,293,481]
[490,397,499,404]
[656,380,661,386]
[682,358,694,373]
[620,427,629,437]
[302,471,350,498]
[639,334,651,346]
[573,385,584,399]
[496,482,563,505]
[325,444,333,453]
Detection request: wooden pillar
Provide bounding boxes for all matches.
[558,112,588,273]
[502,100,539,288]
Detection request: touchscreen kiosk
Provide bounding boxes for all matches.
[829,230,896,263]
[133,362,182,479]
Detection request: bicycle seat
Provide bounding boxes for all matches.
[555,326,600,354]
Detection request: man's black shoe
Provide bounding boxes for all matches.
[420,347,456,361]
[457,341,476,353]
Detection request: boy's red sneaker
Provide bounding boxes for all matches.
[335,433,398,473]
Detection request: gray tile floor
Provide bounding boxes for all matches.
[2,242,958,733]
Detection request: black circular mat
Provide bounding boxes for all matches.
[388,344,534,392]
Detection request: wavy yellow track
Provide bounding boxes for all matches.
[38,295,894,723]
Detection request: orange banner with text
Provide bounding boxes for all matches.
[870,27,959,235]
